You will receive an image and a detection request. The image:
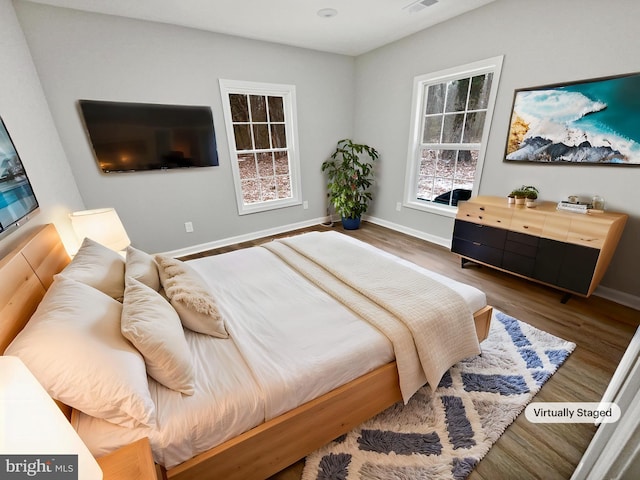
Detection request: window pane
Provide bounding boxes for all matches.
[274,152,289,175]
[256,152,274,177]
[468,73,493,110]
[433,176,455,199]
[241,178,260,204]
[230,94,249,122]
[260,176,277,201]
[233,124,253,151]
[419,149,437,176]
[463,111,486,143]
[270,124,287,149]
[445,78,469,112]
[276,175,291,199]
[425,83,445,114]
[423,115,442,143]
[442,113,464,143]
[436,150,456,178]
[454,150,478,182]
[250,95,267,122]
[253,124,270,149]
[268,96,284,122]
[417,149,437,200]
[237,153,257,180]
[417,176,434,201]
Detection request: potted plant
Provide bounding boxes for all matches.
[523,185,539,207]
[510,187,527,205]
[510,185,538,206]
[321,139,379,230]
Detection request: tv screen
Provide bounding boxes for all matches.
[79,100,219,173]
[0,116,39,240]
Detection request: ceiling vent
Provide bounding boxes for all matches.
[403,0,439,14]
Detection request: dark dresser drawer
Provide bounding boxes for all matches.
[453,220,507,250]
[451,237,504,268]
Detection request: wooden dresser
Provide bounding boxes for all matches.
[451,196,627,299]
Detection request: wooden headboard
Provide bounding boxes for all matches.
[0,224,70,353]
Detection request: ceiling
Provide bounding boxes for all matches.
[24,0,496,56]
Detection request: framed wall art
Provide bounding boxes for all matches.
[504,71,640,165]
[0,115,39,240]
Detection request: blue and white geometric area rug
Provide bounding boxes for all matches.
[302,310,576,480]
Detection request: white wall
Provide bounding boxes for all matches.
[354,0,640,300]
[13,1,355,253]
[0,0,84,257]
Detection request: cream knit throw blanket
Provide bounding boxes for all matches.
[262,232,480,403]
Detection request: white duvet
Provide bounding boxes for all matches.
[74,232,486,468]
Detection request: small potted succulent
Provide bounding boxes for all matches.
[509,187,527,205]
[524,186,539,207]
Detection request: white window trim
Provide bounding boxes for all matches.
[403,55,504,217]
[219,79,302,215]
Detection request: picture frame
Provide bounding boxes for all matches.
[0,116,39,239]
[504,71,640,165]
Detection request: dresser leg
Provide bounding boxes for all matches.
[560,293,572,304]
[461,257,480,268]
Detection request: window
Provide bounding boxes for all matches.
[219,80,301,215]
[404,56,503,216]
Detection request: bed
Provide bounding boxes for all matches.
[0,223,493,480]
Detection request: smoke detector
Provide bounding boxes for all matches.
[317,8,338,18]
[403,0,439,14]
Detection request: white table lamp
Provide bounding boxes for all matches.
[69,208,130,252]
[0,356,103,479]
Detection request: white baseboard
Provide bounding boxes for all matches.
[161,216,331,257]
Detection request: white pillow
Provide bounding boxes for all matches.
[155,254,228,338]
[125,246,161,291]
[5,276,156,428]
[121,276,195,395]
[58,237,125,300]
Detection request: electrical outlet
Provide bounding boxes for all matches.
[303,200,309,210]
[184,221,194,233]
[396,202,402,212]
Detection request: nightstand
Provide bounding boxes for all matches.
[97,437,161,480]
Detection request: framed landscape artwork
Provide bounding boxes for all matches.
[505,71,640,165]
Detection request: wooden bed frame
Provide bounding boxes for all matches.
[0,224,493,480]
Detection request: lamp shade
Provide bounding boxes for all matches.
[70,208,130,251]
[0,356,103,479]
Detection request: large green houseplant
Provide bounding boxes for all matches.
[321,139,379,230]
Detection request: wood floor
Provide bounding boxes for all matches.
[184,221,640,480]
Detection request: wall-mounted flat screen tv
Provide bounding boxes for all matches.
[0,116,39,241]
[79,100,219,173]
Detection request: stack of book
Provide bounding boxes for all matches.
[557,201,592,214]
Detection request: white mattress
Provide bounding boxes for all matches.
[74,232,486,469]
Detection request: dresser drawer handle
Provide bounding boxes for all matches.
[523,225,529,229]
[478,216,483,220]
[479,207,485,211]
[473,242,482,246]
